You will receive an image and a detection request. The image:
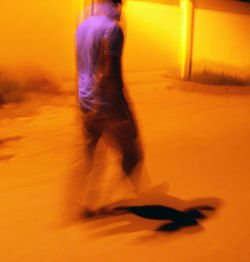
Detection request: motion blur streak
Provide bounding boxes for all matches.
[0,1,250,261]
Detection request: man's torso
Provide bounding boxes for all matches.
[76,10,123,111]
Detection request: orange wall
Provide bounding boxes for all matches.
[0,0,249,81]
[192,0,250,79]
[0,0,82,79]
[123,0,250,79]
[0,0,183,79]
[122,0,183,77]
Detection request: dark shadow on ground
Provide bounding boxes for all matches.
[0,136,23,161]
[0,66,61,106]
[0,136,23,146]
[0,154,15,161]
[191,70,250,87]
[0,65,72,119]
[79,190,222,240]
[165,79,250,96]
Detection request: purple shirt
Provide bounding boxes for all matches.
[76,3,124,111]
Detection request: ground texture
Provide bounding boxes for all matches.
[0,72,249,262]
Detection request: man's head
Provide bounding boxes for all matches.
[111,0,122,5]
[111,0,122,20]
[95,0,122,21]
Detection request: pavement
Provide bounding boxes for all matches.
[0,72,249,262]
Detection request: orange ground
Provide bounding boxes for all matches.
[0,72,249,261]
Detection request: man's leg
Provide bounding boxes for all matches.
[80,111,108,208]
[82,111,104,166]
[108,101,143,191]
[64,110,105,220]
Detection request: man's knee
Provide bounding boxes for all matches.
[122,150,141,175]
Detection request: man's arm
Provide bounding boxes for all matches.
[98,25,124,104]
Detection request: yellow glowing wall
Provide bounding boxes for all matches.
[192,0,250,79]
[0,0,249,81]
[122,0,183,77]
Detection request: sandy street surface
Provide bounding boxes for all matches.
[0,72,250,262]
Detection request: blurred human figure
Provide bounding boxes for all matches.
[75,0,142,214]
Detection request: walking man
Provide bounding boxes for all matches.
[75,0,142,214]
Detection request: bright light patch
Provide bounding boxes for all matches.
[180,0,193,79]
[122,1,183,74]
